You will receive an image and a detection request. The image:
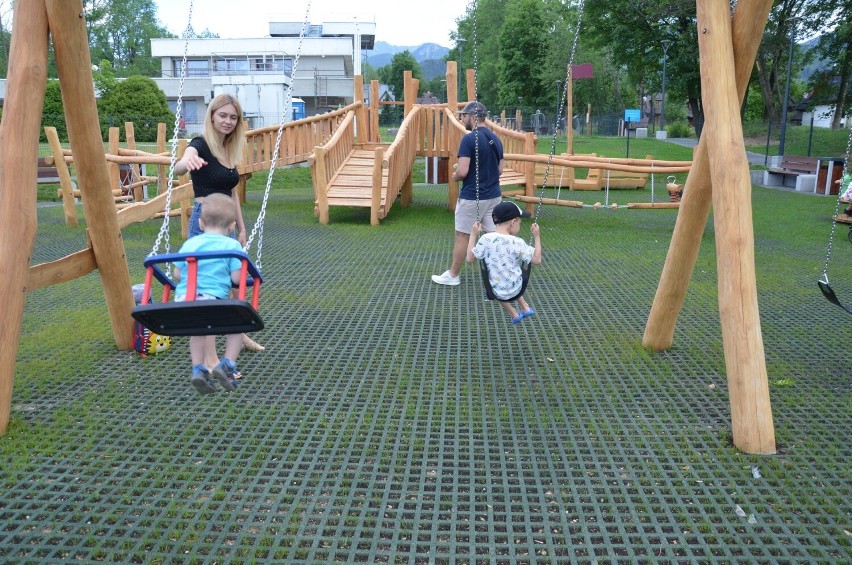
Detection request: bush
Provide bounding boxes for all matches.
[667,121,693,138]
[97,75,174,142]
[41,80,68,142]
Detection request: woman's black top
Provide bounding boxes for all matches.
[188,137,240,198]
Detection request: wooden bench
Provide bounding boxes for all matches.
[534,152,598,190]
[587,154,652,190]
[763,155,818,192]
[37,157,73,186]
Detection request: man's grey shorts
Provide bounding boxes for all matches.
[455,196,501,233]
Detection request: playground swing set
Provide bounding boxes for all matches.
[1,0,785,457]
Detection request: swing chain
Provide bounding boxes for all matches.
[821,95,852,282]
[150,0,194,259]
[532,0,585,238]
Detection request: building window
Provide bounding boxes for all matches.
[251,55,293,75]
[214,58,250,74]
[175,59,210,78]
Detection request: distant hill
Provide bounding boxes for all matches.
[366,41,450,80]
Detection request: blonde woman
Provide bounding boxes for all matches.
[175,94,265,357]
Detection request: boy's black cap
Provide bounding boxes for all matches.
[492,201,531,224]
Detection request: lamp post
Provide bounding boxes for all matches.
[778,19,798,156]
[555,79,562,133]
[660,39,672,133]
[457,37,466,100]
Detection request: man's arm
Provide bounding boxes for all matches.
[453,156,471,182]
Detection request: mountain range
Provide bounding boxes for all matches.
[365,41,450,80]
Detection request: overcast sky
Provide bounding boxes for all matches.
[152,0,466,48]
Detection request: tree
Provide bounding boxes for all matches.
[85,0,174,77]
[803,0,852,128]
[584,0,705,136]
[497,0,549,110]
[453,0,509,108]
[377,51,423,126]
[41,80,68,142]
[378,51,423,100]
[97,75,174,142]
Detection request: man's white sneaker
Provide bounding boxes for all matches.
[431,270,460,286]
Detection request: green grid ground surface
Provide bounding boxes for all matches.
[2,181,850,564]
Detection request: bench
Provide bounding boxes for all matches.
[37,157,68,185]
[585,154,653,190]
[764,155,818,192]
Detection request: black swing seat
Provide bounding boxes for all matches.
[818,278,852,315]
[479,259,532,302]
[132,250,264,336]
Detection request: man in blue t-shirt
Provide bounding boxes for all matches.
[432,101,505,286]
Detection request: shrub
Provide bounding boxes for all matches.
[97,75,174,142]
[667,120,693,138]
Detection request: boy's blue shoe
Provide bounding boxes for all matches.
[521,307,536,319]
[511,312,524,324]
[191,366,218,395]
[212,360,239,392]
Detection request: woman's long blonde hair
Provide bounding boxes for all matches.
[202,94,247,167]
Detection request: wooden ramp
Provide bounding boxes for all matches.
[326,149,388,209]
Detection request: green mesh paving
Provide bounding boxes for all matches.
[2,183,850,564]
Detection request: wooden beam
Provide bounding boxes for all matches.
[694,0,775,454]
[0,0,50,435]
[46,0,135,350]
[45,126,79,226]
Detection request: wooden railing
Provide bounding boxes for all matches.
[309,109,358,223]
[376,104,424,223]
[241,106,351,174]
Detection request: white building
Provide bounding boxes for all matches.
[151,18,375,134]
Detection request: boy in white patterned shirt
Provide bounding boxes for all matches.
[467,201,542,323]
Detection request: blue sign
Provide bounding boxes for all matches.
[624,109,641,123]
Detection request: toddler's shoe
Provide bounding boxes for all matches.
[212,360,239,392]
[511,312,524,324]
[191,366,218,395]
[521,307,536,319]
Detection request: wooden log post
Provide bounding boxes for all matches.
[108,127,121,194]
[45,126,79,227]
[157,122,167,196]
[177,138,191,239]
[446,61,458,112]
[566,66,574,154]
[313,145,330,224]
[403,71,414,119]
[46,0,135,350]
[695,0,775,454]
[465,69,476,102]
[446,61,460,210]
[0,0,50,436]
[353,75,367,145]
[371,146,384,226]
[370,80,380,143]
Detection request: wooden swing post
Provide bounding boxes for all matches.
[644,0,775,454]
[46,0,135,350]
[0,0,49,436]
